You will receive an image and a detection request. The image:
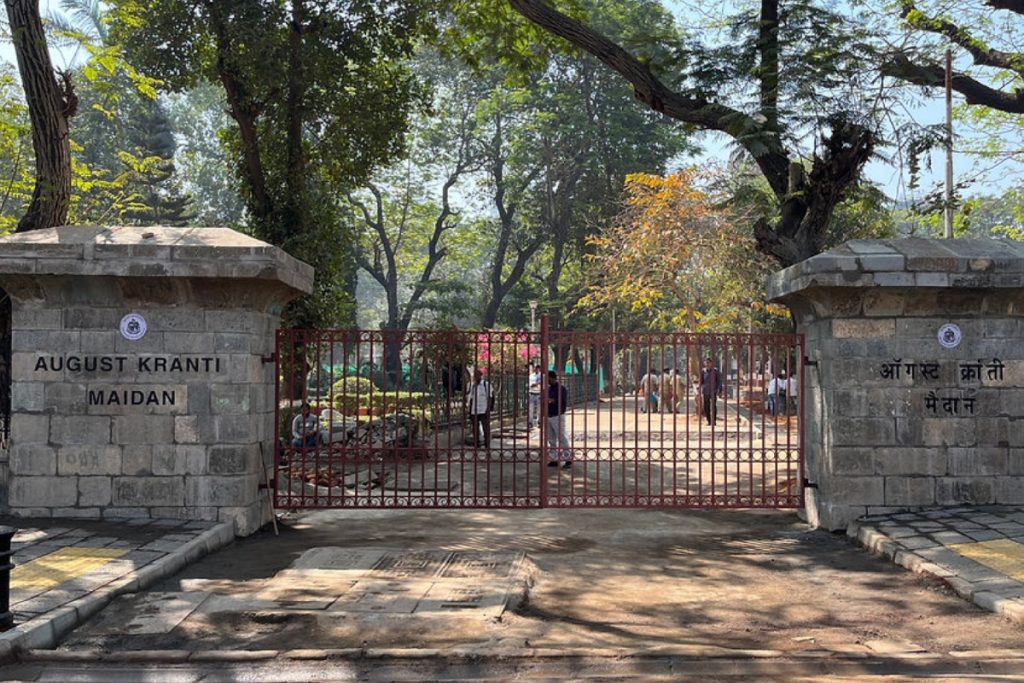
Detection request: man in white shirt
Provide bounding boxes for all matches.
[527,363,542,429]
[766,372,786,416]
[467,369,493,448]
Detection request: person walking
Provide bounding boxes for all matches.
[767,371,787,416]
[636,367,659,413]
[527,362,542,429]
[786,369,798,414]
[467,368,493,449]
[699,358,723,427]
[670,368,685,414]
[660,367,678,414]
[546,370,573,468]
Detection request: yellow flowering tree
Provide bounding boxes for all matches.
[580,168,788,332]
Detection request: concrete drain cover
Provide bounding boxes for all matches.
[275,547,526,617]
[440,552,523,579]
[371,551,452,578]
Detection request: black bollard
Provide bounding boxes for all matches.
[0,525,15,630]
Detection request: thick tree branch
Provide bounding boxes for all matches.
[900,1,1024,75]
[883,53,1024,113]
[985,0,1024,12]
[507,0,791,197]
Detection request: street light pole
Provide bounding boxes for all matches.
[528,300,538,332]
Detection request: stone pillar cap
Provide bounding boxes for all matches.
[767,237,1024,302]
[0,225,313,294]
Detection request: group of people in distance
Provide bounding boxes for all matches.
[291,362,575,467]
[636,358,723,426]
[766,370,798,416]
[462,363,574,467]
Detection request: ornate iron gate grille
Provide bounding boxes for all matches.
[274,324,803,509]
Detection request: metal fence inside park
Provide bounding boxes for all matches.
[274,324,804,509]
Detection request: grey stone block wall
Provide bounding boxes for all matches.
[768,238,1024,529]
[0,226,312,535]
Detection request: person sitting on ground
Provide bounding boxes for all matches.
[291,402,320,449]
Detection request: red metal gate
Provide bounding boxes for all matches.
[273,323,803,509]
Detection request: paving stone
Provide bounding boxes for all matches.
[895,535,940,550]
[120,549,165,566]
[72,536,120,548]
[137,540,186,553]
[967,517,1007,527]
[121,592,210,635]
[60,529,94,538]
[880,526,918,539]
[963,529,1008,542]
[11,588,89,614]
[968,578,1024,598]
[930,530,973,545]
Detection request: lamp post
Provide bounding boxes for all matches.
[528,300,538,332]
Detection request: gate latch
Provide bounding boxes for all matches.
[261,352,277,364]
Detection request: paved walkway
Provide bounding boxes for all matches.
[0,517,234,659]
[850,505,1024,624]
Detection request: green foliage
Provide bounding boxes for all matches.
[164,83,245,227]
[109,0,441,328]
[67,74,194,226]
[329,375,378,397]
[0,67,33,235]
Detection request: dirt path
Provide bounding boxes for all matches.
[59,509,1024,656]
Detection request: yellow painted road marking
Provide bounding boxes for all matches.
[949,539,1024,582]
[11,547,129,589]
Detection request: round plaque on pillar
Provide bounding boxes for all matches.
[937,323,962,349]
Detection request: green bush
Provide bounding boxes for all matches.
[330,389,434,417]
[328,375,378,397]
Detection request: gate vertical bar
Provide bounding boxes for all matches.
[799,334,806,507]
[539,316,549,507]
[273,329,282,506]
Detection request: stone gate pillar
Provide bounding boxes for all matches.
[768,238,1024,530]
[0,226,312,535]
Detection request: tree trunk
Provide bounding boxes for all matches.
[5,0,73,232]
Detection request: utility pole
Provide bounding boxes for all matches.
[944,47,954,239]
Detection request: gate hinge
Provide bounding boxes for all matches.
[262,352,277,364]
[803,356,818,367]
